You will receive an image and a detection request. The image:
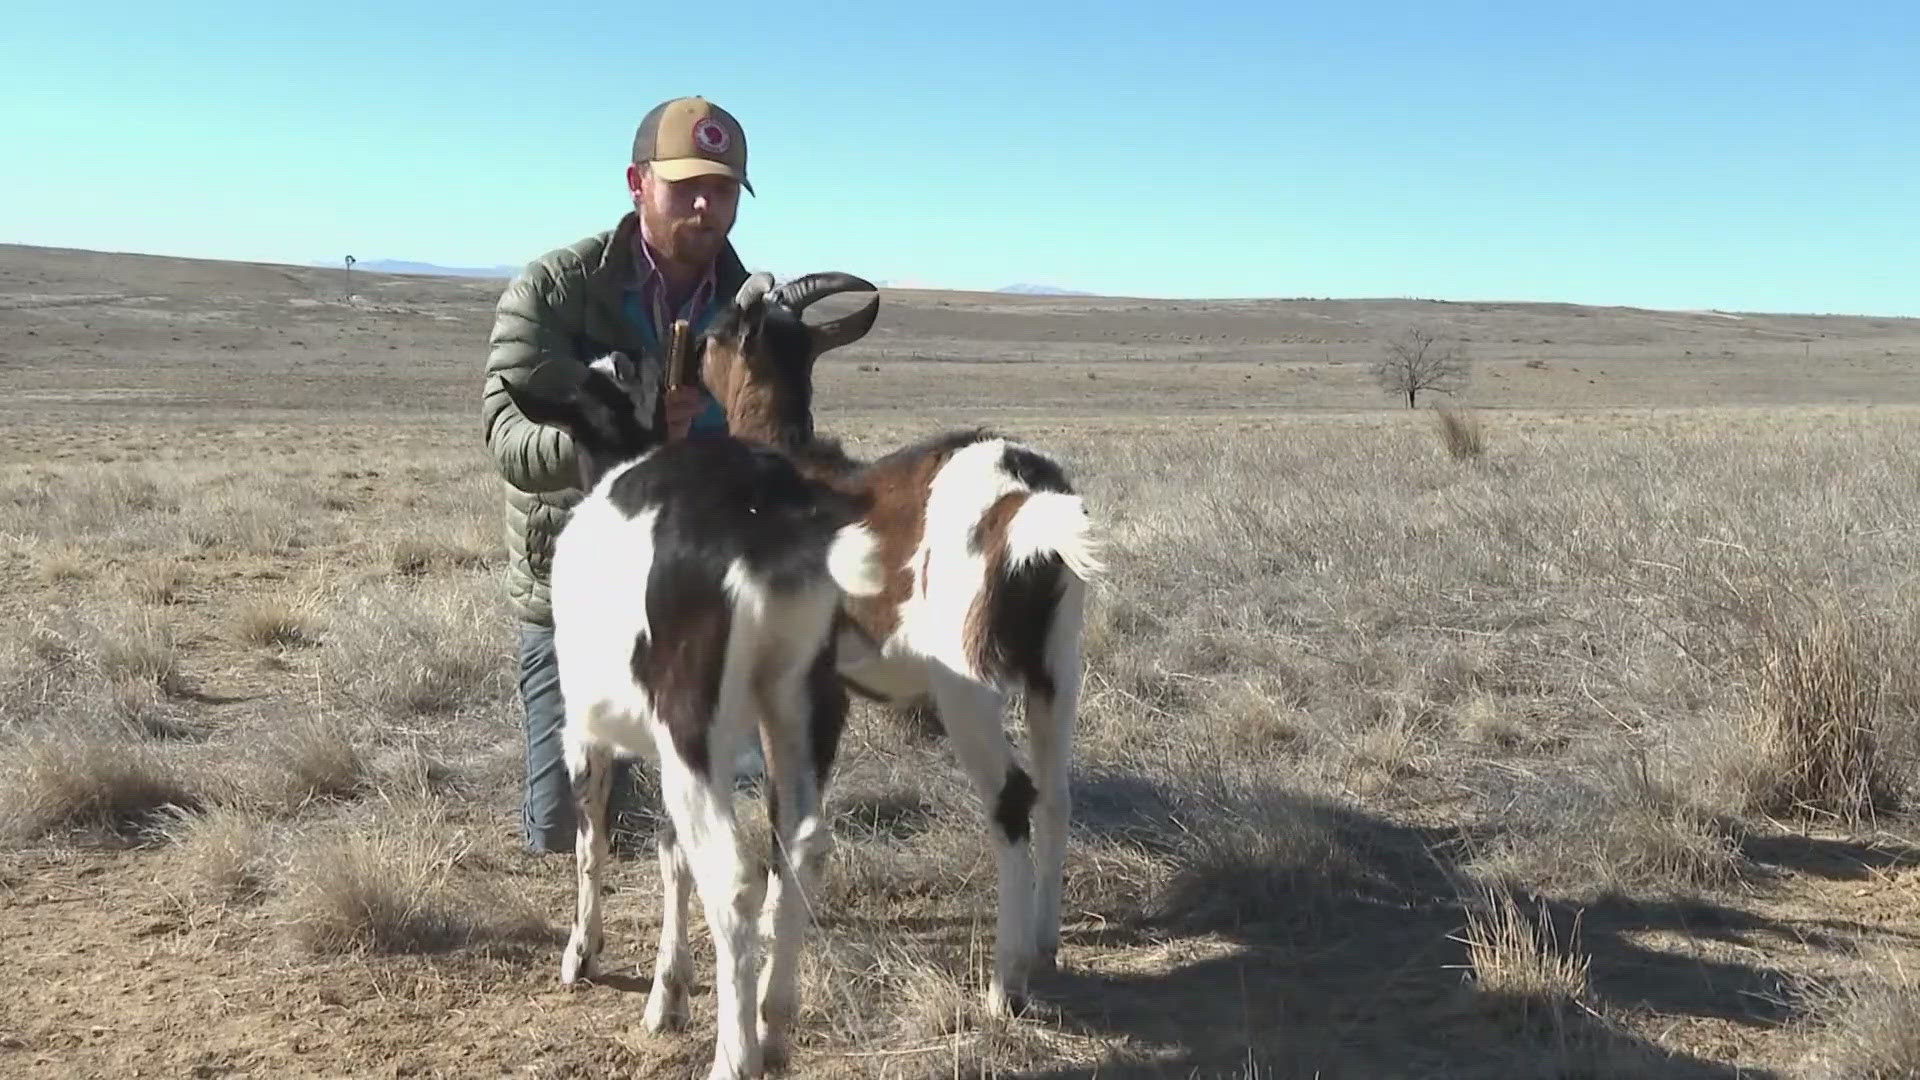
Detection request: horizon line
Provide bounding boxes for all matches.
[5,239,1915,322]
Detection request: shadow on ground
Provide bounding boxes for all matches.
[914,772,1816,1078]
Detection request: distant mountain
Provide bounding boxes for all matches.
[996,282,1091,296]
[320,259,518,279]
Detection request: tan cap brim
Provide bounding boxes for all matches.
[649,156,754,196]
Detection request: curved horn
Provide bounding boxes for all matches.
[733,270,775,307]
[808,294,881,356]
[769,271,877,312]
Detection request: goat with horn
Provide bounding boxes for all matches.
[695,270,1102,1019]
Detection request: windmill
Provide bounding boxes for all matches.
[344,255,357,301]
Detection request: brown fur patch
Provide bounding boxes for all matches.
[966,492,1065,697]
[965,492,1026,678]
[630,602,731,778]
[835,435,981,640]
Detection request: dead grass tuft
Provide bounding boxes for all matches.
[367,742,463,801]
[1433,404,1487,461]
[92,609,188,697]
[232,598,321,649]
[1455,886,1593,1032]
[126,562,189,605]
[798,931,1073,1074]
[157,804,278,905]
[0,726,202,841]
[235,714,369,812]
[1743,610,1898,823]
[389,537,490,577]
[277,810,543,955]
[1799,955,1920,1080]
[36,545,95,583]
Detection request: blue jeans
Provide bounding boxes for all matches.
[518,623,645,853]
[517,622,764,854]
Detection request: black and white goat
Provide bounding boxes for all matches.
[698,272,1103,1018]
[503,352,883,1080]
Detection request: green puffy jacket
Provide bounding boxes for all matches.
[481,211,750,625]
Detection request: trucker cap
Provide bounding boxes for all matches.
[633,96,752,195]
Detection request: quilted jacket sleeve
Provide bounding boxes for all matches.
[482,263,580,494]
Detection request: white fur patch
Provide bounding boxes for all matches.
[827,523,884,598]
[552,494,661,758]
[896,439,1020,673]
[1005,490,1104,581]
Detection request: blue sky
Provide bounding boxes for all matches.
[2,1,1915,314]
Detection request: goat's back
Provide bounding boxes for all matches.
[549,435,879,759]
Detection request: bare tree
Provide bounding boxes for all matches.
[1372,326,1470,408]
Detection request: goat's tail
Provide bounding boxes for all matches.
[1005,491,1104,583]
[826,523,887,598]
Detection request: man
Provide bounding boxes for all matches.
[482,96,755,854]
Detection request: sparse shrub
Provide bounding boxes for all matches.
[103,676,192,739]
[0,624,67,724]
[1208,677,1307,756]
[1342,710,1425,795]
[1433,404,1486,461]
[0,727,202,841]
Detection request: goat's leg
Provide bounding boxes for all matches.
[642,818,693,1033]
[1026,580,1086,973]
[657,727,762,1080]
[1024,686,1071,974]
[753,671,832,1071]
[929,662,1035,1016]
[560,740,614,985]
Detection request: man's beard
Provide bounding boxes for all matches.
[652,214,722,266]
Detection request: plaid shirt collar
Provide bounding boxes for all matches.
[629,219,718,340]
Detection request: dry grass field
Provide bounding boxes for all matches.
[3,243,1919,1078]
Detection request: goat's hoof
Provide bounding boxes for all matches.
[643,986,690,1033]
[705,1054,763,1080]
[986,984,1029,1018]
[759,1034,789,1074]
[560,941,598,986]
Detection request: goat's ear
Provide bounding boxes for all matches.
[503,360,590,430]
[734,271,775,309]
[589,350,640,385]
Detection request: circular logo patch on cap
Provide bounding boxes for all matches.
[692,118,731,153]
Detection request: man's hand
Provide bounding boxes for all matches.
[664,386,704,441]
